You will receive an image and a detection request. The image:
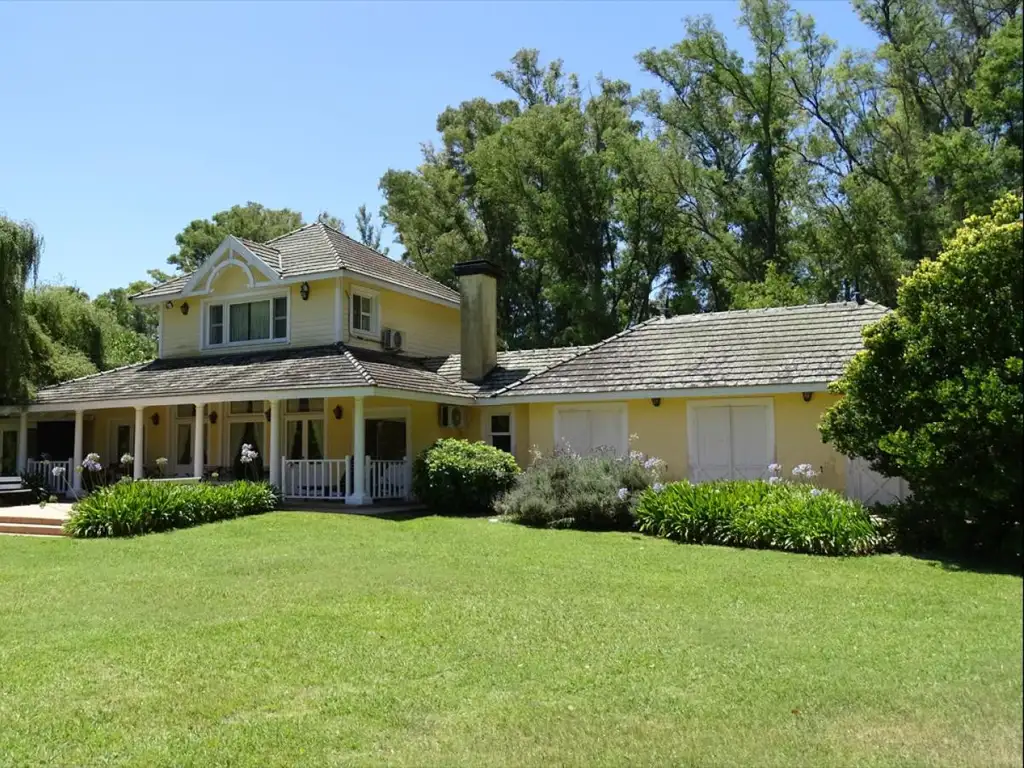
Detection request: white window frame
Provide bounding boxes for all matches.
[349,285,379,340]
[486,410,516,455]
[201,290,290,350]
[685,398,775,480]
[553,402,628,456]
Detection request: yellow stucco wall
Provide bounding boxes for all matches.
[518,393,847,491]
[343,278,460,357]
[471,403,532,469]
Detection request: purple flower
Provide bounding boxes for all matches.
[652,482,664,492]
[644,457,664,471]
[768,463,782,474]
[616,487,629,501]
[768,476,782,485]
[810,488,823,497]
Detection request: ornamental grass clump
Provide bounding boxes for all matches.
[635,470,885,556]
[64,480,279,538]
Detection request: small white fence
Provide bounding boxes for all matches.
[281,457,411,502]
[25,459,74,496]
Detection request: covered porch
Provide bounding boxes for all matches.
[7,392,470,505]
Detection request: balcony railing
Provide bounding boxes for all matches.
[25,459,74,496]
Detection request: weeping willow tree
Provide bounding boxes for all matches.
[0,216,43,404]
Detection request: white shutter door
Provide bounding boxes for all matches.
[557,410,592,455]
[730,406,771,479]
[691,406,731,481]
[847,457,910,505]
[590,411,625,455]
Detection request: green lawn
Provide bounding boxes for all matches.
[1,514,1020,767]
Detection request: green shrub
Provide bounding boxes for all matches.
[635,480,884,556]
[412,439,519,516]
[820,193,1023,563]
[497,448,662,530]
[64,480,278,538]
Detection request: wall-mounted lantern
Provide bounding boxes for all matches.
[265,409,272,422]
[208,411,218,425]
[802,391,814,402]
[333,404,344,420]
[151,412,160,426]
[165,300,174,310]
[651,397,662,407]
[180,301,190,316]
[299,281,310,301]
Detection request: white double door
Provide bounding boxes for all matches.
[689,402,773,482]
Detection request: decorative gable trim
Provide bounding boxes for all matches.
[179,236,282,297]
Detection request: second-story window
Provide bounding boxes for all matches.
[351,291,377,335]
[206,296,288,347]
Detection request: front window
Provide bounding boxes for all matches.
[351,292,376,334]
[489,413,513,454]
[207,296,287,347]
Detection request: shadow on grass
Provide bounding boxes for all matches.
[906,550,1022,577]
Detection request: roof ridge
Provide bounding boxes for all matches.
[665,301,887,321]
[490,318,662,397]
[263,221,320,245]
[340,344,377,386]
[37,360,149,392]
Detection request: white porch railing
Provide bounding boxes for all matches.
[281,458,350,500]
[365,457,411,501]
[280,457,412,502]
[26,459,73,496]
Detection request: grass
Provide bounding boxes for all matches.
[0,513,1020,767]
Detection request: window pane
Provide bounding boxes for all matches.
[176,424,192,465]
[307,420,324,460]
[229,303,250,342]
[273,297,287,339]
[286,398,324,414]
[117,426,132,458]
[176,404,193,418]
[490,415,510,434]
[208,305,224,345]
[249,300,271,340]
[229,400,261,414]
[492,434,512,453]
[286,420,303,460]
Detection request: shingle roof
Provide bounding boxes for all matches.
[434,347,589,395]
[347,348,476,399]
[496,302,889,397]
[132,223,459,304]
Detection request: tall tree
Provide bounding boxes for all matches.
[0,216,43,403]
[167,203,304,272]
[355,204,388,254]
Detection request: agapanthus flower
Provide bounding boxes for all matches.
[616,487,629,501]
[155,457,168,466]
[239,444,259,464]
[768,476,782,485]
[52,465,65,477]
[810,488,823,497]
[120,453,133,465]
[644,457,664,471]
[768,463,782,474]
[652,482,664,492]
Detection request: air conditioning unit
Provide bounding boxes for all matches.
[438,404,465,429]
[381,327,404,351]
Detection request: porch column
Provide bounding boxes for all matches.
[346,395,370,505]
[133,406,145,480]
[193,403,205,478]
[268,399,282,488]
[16,410,28,474]
[72,408,84,493]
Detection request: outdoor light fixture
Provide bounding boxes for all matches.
[164,300,174,310]
[208,411,218,425]
[180,301,190,316]
[802,391,814,402]
[151,413,160,426]
[651,397,662,407]
[299,281,310,301]
[333,404,344,420]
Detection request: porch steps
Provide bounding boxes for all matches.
[0,514,67,537]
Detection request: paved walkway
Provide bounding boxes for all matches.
[0,502,73,521]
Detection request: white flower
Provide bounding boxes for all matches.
[617,487,629,501]
[120,453,133,465]
[51,466,65,477]
[768,463,782,474]
[652,482,664,492]
[211,471,220,480]
[155,457,168,466]
[810,488,823,497]
[768,476,782,485]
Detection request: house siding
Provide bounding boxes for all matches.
[343,279,460,358]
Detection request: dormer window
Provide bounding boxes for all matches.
[350,288,378,337]
[205,295,288,348]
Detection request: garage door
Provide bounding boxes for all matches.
[689,403,772,482]
[555,407,626,456]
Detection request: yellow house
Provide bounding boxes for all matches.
[0,221,898,505]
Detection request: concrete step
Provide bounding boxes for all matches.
[0,514,67,527]
[0,521,66,537]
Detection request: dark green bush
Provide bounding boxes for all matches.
[821,193,1022,563]
[635,480,884,556]
[497,448,662,530]
[64,480,279,538]
[412,439,519,516]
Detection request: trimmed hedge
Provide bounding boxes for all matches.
[635,480,885,556]
[65,480,278,538]
[497,448,662,530]
[412,439,519,516]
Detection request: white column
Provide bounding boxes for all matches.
[346,395,370,505]
[72,408,84,493]
[193,403,205,478]
[16,410,29,474]
[133,406,145,480]
[268,399,282,488]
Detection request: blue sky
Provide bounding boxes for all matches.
[1,1,874,297]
